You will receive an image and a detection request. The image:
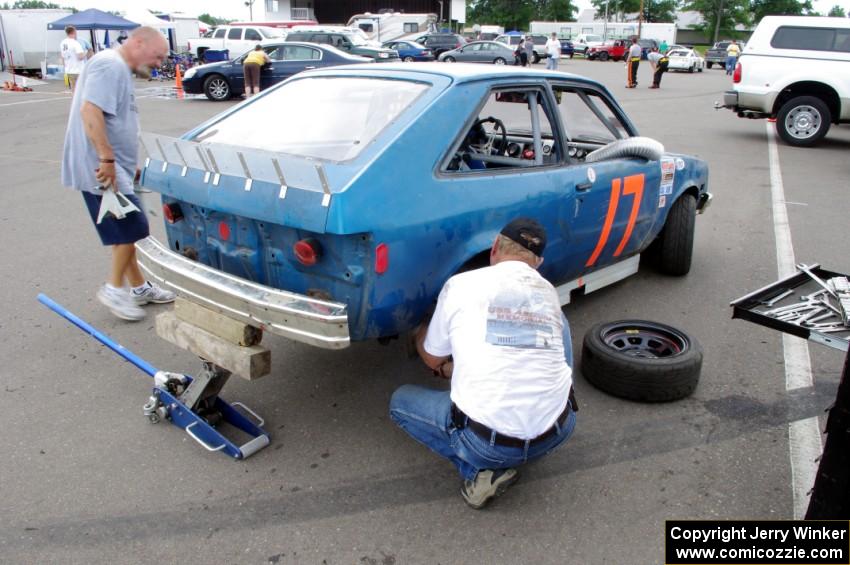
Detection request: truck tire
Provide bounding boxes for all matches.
[581,320,702,402]
[599,51,609,61]
[776,95,831,147]
[653,194,696,276]
[706,61,713,69]
[533,52,541,64]
[203,75,231,101]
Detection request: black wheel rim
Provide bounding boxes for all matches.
[600,321,689,359]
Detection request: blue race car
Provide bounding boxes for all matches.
[381,40,435,62]
[138,64,711,349]
[181,41,371,101]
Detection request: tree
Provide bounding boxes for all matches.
[198,13,230,27]
[684,0,751,42]
[643,0,679,22]
[751,0,815,22]
[467,0,539,30]
[827,4,846,16]
[537,0,579,21]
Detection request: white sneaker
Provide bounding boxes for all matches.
[132,281,176,305]
[97,285,145,321]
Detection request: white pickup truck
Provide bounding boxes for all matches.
[719,15,850,147]
[188,25,285,62]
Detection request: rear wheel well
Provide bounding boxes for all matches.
[773,82,840,123]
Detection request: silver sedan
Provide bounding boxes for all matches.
[438,41,516,65]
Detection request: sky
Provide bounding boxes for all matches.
[59,0,850,22]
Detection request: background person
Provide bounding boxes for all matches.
[523,35,535,66]
[390,218,577,509]
[726,39,740,76]
[647,47,669,89]
[659,39,668,54]
[60,26,85,93]
[243,44,271,98]
[545,32,561,70]
[626,37,642,88]
[61,26,175,321]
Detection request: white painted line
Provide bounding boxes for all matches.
[0,92,156,108]
[766,122,822,519]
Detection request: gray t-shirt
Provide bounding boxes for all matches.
[628,43,643,59]
[648,51,664,64]
[61,49,139,195]
[524,39,535,56]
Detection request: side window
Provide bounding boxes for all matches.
[214,28,226,39]
[771,26,835,51]
[244,28,262,42]
[552,86,629,151]
[312,34,330,45]
[404,23,419,33]
[228,28,243,40]
[444,88,560,173]
[833,29,850,52]
[266,46,284,61]
[284,45,320,60]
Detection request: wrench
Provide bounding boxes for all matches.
[761,289,794,307]
[797,263,838,299]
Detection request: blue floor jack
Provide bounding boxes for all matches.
[38,294,270,459]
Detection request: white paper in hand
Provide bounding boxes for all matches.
[96,189,140,224]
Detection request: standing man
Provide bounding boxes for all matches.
[390,218,577,509]
[726,39,740,76]
[647,47,669,89]
[523,34,535,65]
[515,36,528,66]
[61,26,175,321]
[60,26,85,93]
[626,36,642,88]
[659,39,668,54]
[545,32,561,70]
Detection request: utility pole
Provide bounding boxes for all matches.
[638,0,644,37]
[713,0,724,43]
[603,0,609,41]
[245,0,255,21]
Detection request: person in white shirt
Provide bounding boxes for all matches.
[545,32,561,70]
[626,36,643,88]
[390,217,577,509]
[60,26,86,92]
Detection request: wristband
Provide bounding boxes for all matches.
[99,158,115,163]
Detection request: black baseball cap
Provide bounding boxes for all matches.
[500,217,547,257]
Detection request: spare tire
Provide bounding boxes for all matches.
[585,136,665,163]
[581,320,702,402]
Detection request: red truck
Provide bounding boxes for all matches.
[586,40,627,61]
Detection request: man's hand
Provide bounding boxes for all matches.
[415,319,451,378]
[95,161,117,190]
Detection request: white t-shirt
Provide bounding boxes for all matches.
[424,261,573,439]
[628,43,643,59]
[61,37,85,74]
[545,38,561,58]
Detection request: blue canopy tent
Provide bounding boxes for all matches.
[47,9,139,53]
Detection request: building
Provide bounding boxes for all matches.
[255,0,466,26]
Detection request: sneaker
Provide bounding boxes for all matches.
[461,468,519,509]
[132,281,176,305]
[97,285,145,321]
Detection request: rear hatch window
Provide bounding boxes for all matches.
[194,77,429,162]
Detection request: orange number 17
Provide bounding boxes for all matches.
[585,173,645,268]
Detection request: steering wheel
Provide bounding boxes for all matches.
[468,116,508,156]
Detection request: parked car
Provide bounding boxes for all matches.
[572,33,605,56]
[705,40,745,69]
[284,29,399,61]
[438,41,516,64]
[187,25,285,62]
[637,38,659,59]
[137,63,711,352]
[381,39,434,62]
[586,39,627,61]
[559,38,575,58]
[413,33,467,57]
[719,16,850,146]
[181,42,371,101]
[494,34,547,63]
[666,48,704,72]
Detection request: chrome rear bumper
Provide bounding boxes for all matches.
[135,237,350,349]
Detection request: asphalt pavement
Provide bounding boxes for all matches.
[0,59,848,565]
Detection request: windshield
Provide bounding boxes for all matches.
[585,35,602,42]
[260,28,284,38]
[194,78,429,161]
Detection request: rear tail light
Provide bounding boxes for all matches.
[218,221,230,241]
[375,243,389,274]
[733,61,742,83]
[294,238,322,266]
[162,202,183,223]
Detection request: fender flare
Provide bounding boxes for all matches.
[585,136,665,163]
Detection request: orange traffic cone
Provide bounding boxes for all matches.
[175,64,184,99]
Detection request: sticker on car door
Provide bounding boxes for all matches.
[660,157,675,195]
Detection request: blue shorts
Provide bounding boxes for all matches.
[82,191,150,246]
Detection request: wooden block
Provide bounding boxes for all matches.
[173,297,262,346]
[155,311,271,381]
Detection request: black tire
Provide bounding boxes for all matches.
[403,56,415,62]
[532,52,540,64]
[443,56,455,63]
[654,194,696,276]
[706,61,713,69]
[203,75,231,101]
[493,57,506,65]
[688,64,694,73]
[776,95,832,147]
[581,320,703,402]
[599,51,609,61]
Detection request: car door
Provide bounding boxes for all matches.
[226,27,243,57]
[549,83,661,277]
[281,44,323,77]
[259,45,285,89]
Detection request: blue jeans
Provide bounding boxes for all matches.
[389,316,576,481]
[546,56,558,70]
[726,56,737,75]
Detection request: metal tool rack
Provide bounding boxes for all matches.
[730,264,850,518]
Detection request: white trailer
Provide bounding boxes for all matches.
[347,12,438,43]
[530,20,677,44]
[0,9,71,73]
